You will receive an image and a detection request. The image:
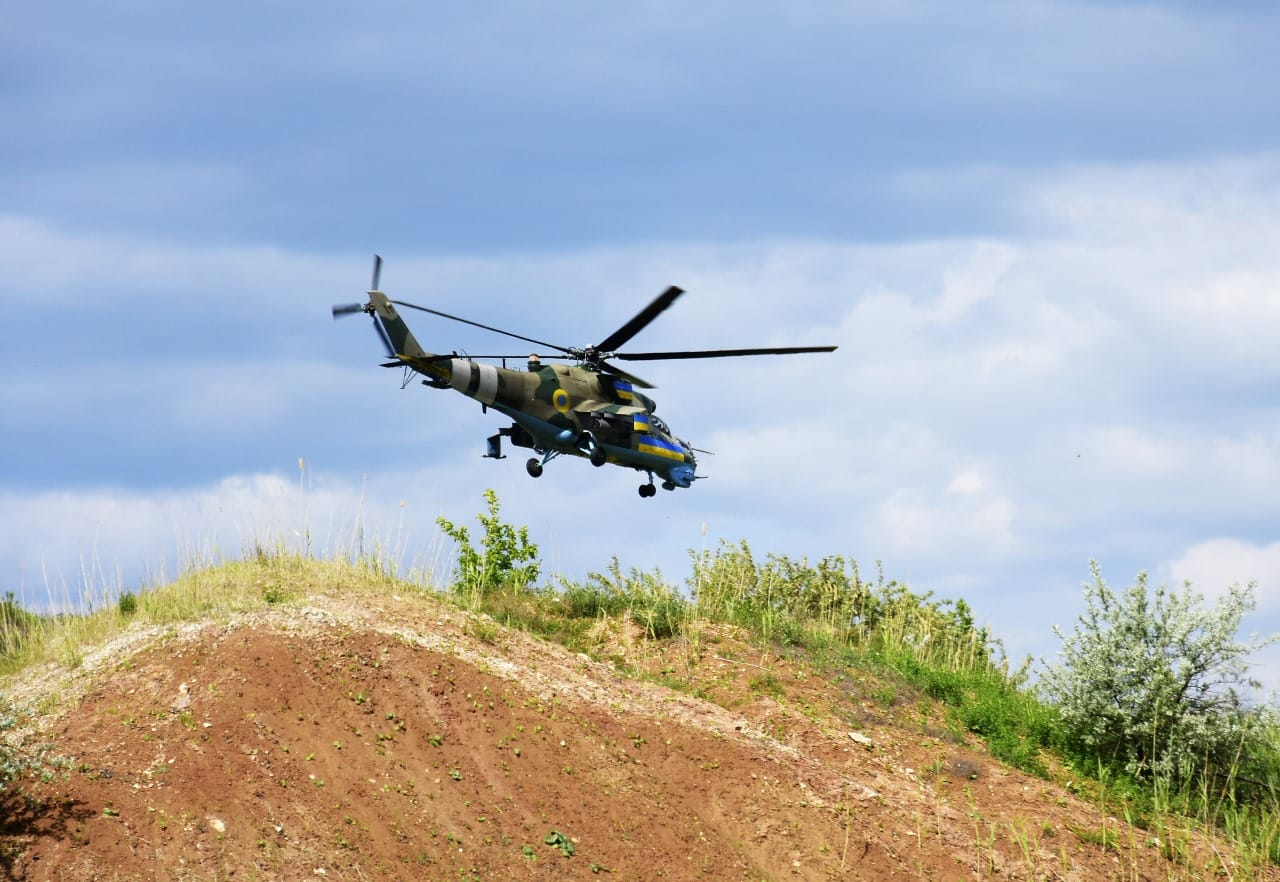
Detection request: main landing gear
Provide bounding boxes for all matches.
[525,434,606,478]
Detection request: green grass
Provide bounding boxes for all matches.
[0,548,410,677]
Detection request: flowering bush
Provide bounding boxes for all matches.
[1041,562,1277,789]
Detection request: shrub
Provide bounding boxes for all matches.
[0,592,41,661]
[1040,562,1278,791]
[580,558,688,639]
[688,540,873,643]
[1,694,50,792]
[437,490,540,598]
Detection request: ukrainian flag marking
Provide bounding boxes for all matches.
[615,380,635,402]
[632,413,651,432]
[638,435,685,461]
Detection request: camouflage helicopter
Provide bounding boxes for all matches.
[333,257,837,497]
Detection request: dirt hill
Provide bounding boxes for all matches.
[2,576,1271,881]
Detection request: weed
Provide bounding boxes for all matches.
[544,830,575,857]
[749,672,785,698]
[1069,823,1120,852]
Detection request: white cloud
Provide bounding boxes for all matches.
[1168,538,1280,612]
[946,468,987,496]
[1079,426,1188,479]
[872,486,1018,565]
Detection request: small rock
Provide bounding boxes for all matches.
[848,731,873,748]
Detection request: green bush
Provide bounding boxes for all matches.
[118,591,138,616]
[689,540,872,642]
[437,489,540,598]
[0,589,53,791]
[1040,562,1278,792]
[578,558,688,640]
[1,695,49,792]
[0,592,41,661]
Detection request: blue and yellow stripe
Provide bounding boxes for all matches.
[637,434,685,461]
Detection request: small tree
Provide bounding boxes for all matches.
[437,489,540,598]
[1040,562,1277,789]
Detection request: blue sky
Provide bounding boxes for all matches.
[4,1,1280,688]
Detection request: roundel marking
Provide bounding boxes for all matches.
[552,388,571,414]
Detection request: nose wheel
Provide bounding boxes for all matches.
[526,458,544,478]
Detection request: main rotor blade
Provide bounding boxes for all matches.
[597,360,656,389]
[429,353,569,361]
[391,300,570,354]
[614,345,838,361]
[594,285,684,354]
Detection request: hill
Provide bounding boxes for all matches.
[1,557,1274,881]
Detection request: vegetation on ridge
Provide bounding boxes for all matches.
[2,489,1279,871]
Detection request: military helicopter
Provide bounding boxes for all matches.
[333,256,837,497]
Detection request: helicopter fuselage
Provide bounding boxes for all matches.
[370,292,699,491]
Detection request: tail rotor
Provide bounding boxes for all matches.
[332,254,395,357]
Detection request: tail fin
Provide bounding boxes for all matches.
[368,290,429,359]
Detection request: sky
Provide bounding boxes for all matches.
[3,1,1280,690]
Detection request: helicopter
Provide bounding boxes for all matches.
[333,256,837,497]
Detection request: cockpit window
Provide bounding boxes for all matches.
[650,416,669,435]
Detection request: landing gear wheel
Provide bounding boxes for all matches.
[526,458,544,478]
[662,481,676,491]
[590,446,607,467]
[638,483,656,498]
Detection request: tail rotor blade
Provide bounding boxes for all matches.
[371,316,395,357]
[332,303,366,319]
[371,254,383,291]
